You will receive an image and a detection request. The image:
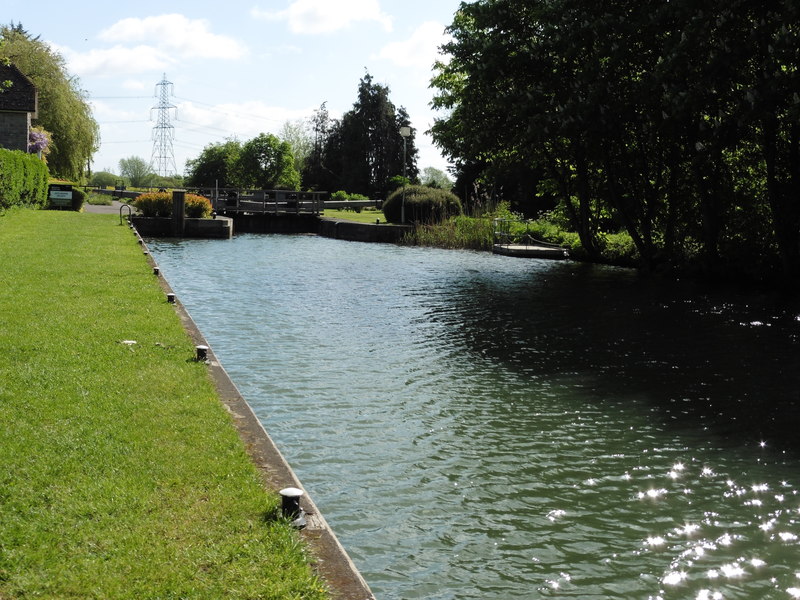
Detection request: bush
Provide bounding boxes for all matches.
[133,191,212,218]
[0,149,49,210]
[70,187,86,211]
[185,194,212,218]
[383,185,462,224]
[133,192,172,217]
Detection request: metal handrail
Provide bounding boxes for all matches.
[119,203,132,226]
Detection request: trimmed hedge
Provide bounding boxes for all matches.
[0,148,49,210]
[133,191,212,218]
[383,185,462,224]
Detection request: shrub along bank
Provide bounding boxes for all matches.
[0,210,327,599]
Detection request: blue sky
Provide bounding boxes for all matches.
[7,0,462,177]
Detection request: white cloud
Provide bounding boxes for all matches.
[122,79,148,91]
[251,0,392,34]
[65,45,172,78]
[176,100,311,139]
[59,14,248,79]
[376,21,449,69]
[98,14,247,60]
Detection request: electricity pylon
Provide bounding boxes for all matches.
[150,74,177,177]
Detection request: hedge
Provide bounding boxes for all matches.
[133,192,212,218]
[382,185,462,224]
[0,148,49,210]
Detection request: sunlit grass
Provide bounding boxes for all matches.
[0,210,327,599]
[322,207,386,223]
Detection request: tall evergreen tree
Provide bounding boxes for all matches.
[323,72,418,198]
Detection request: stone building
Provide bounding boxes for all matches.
[0,64,38,152]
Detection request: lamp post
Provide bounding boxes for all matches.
[400,126,411,224]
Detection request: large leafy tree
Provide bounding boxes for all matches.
[238,133,300,190]
[118,156,154,188]
[0,23,99,181]
[185,139,243,188]
[431,0,800,280]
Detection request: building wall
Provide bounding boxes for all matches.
[0,112,31,152]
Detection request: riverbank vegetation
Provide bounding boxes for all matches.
[0,210,327,599]
[431,1,800,285]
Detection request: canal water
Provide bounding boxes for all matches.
[148,234,800,599]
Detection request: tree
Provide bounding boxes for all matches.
[421,167,452,189]
[0,23,99,181]
[119,156,154,188]
[89,171,118,188]
[323,72,419,198]
[238,133,300,190]
[430,0,800,282]
[185,139,242,188]
[279,119,313,178]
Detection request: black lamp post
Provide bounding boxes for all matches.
[400,126,411,224]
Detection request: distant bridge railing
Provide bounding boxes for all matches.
[90,186,384,216]
[186,188,326,216]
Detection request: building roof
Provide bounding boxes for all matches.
[0,63,38,116]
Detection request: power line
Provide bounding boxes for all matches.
[173,95,284,124]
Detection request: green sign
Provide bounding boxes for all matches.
[48,184,73,207]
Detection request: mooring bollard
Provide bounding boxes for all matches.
[279,487,306,528]
[195,345,209,361]
[166,292,175,303]
[153,266,160,275]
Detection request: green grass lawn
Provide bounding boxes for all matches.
[0,210,327,599]
[321,208,386,224]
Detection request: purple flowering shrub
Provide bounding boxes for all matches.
[28,127,51,155]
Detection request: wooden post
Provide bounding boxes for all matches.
[172,190,185,237]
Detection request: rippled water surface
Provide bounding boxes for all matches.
[148,234,800,599]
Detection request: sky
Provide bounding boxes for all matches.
[7,0,463,178]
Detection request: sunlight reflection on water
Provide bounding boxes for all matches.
[148,234,800,600]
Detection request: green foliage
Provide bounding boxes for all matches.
[0,26,99,180]
[421,167,452,190]
[152,174,184,189]
[187,135,300,190]
[317,73,419,198]
[89,171,119,188]
[133,192,212,218]
[184,194,212,218]
[238,133,301,190]
[383,184,462,224]
[133,192,172,217]
[387,175,410,192]
[185,138,242,188]
[431,0,800,283]
[279,118,313,176]
[69,186,85,211]
[411,215,495,250]
[119,156,154,188]
[331,190,369,202]
[0,148,49,210]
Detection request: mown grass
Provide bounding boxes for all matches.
[0,210,328,599]
[321,207,386,224]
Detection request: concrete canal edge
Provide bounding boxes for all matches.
[135,229,376,600]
